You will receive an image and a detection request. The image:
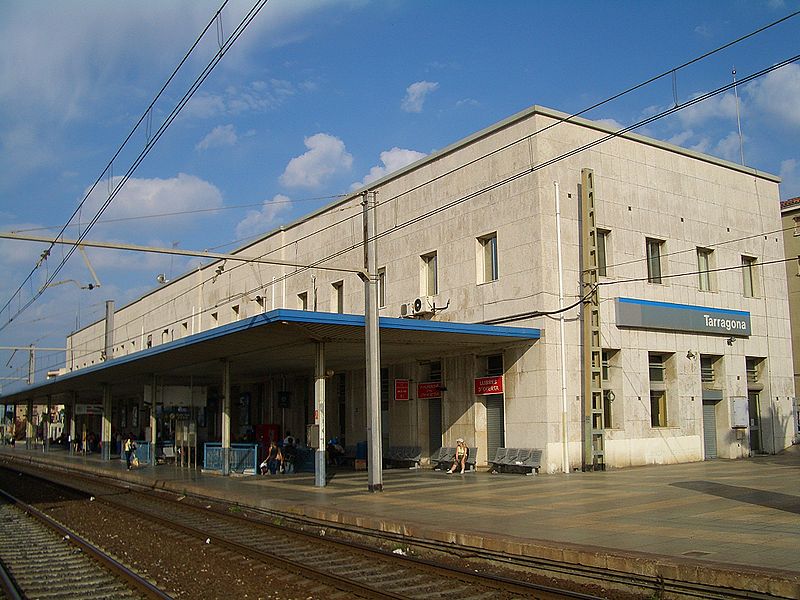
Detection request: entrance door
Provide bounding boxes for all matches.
[748,392,762,454]
[486,394,505,462]
[428,398,442,454]
[702,401,718,459]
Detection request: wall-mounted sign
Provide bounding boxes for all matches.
[417,382,442,399]
[474,376,504,395]
[75,404,103,415]
[395,379,409,401]
[615,297,751,337]
[278,391,291,408]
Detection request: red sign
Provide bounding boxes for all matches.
[417,381,442,399]
[395,379,409,401]
[474,376,504,395]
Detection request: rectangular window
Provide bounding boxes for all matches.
[646,238,663,284]
[650,391,667,427]
[648,353,665,382]
[648,352,667,427]
[377,267,386,308]
[478,233,498,283]
[794,216,800,237]
[597,229,609,277]
[332,281,344,313]
[486,354,503,376]
[700,356,715,383]
[422,252,438,296]
[746,357,761,385]
[742,256,758,297]
[298,292,308,311]
[697,248,713,292]
[601,349,611,381]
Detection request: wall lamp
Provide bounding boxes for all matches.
[686,350,697,360]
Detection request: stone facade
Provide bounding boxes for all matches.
[66,106,795,472]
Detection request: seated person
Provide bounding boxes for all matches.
[447,439,469,474]
[327,438,345,466]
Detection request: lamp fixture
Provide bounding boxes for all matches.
[686,350,696,360]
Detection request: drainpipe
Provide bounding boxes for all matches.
[555,181,570,474]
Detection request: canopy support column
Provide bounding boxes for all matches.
[314,342,327,487]
[101,385,112,460]
[221,359,231,476]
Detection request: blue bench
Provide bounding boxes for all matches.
[431,447,477,471]
[489,447,542,475]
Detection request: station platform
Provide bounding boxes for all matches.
[2,444,799,598]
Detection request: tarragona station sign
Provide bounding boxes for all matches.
[614,297,751,337]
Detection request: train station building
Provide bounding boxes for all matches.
[2,105,796,477]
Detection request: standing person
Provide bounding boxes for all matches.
[261,441,282,475]
[447,439,469,474]
[282,436,297,474]
[123,434,136,470]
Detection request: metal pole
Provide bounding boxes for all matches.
[221,359,231,475]
[363,191,383,492]
[314,342,327,487]
[101,384,112,460]
[104,300,115,361]
[732,67,745,166]
[555,181,570,474]
[150,377,158,467]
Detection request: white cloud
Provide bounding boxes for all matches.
[677,91,739,127]
[746,63,800,128]
[351,147,427,190]
[456,98,480,108]
[401,81,439,113]
[780,159,800,199]
[81,173,224,237]
[595,118,626,131]
[196,124,238,151]
[280,133,353,188]
[667,130,695,147]
[713,131,744,163]
[235,195,292,240]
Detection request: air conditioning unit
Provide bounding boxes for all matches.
[411,296,435,316]
[399,302,411,318]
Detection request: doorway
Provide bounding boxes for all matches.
[702,400,718,459]
[486,394,505,462]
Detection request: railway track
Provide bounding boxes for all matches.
[0,491,169,600]
[0,462,603,600]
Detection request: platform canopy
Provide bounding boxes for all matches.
[0,309,540,403]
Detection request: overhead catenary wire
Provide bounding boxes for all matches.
[0,0,271,334]
[44,54,800,363]
[4,13,799,363]
[6,6,797,332]
[0,0,232,325]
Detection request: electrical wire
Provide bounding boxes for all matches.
[7,193,349,235]
[0,0,231,323]
[5,24,800,366]
[0,0,271,334]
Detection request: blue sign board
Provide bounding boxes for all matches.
[615,297,750,337]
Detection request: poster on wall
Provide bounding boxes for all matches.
[474,376,504,395]
[417,382,441,399]
[395,379,409,401]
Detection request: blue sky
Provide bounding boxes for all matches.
[1,0,799,387]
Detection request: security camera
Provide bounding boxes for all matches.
[726,337,735,346]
